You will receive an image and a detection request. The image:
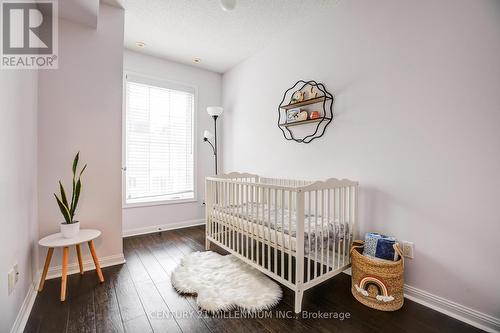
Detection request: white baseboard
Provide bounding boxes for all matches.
[11,253,125,333]
[10,282,38,333]
[404,285,500,333]
[45,253,126,280]
[122,219,205,238]
[343,269,499,332]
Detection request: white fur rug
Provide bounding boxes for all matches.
[171,251,282,312]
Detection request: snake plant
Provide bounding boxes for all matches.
[54,152,87,224]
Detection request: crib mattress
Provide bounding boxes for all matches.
[209,203,352,255]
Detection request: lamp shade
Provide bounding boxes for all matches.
[207,106,223,117]
[203,130,214,140]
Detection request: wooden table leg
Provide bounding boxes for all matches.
[75,244,84,275]
[38,247,54,292]
[88,240,104,283]
[61,247,69,301]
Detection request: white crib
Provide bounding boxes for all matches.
[205,172,358,313]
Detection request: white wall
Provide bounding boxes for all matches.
[0,71,38,331]
[222,0,500,320]
[122,50,222,235]
[38,5,125,269]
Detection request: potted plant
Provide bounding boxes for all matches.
[54,152,87,238]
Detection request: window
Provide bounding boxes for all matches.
[124,74,195,206]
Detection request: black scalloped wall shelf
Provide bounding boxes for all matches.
[278,80,335,143]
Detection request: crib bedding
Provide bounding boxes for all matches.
[210,202,352,254]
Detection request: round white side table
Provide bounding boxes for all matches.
[38,229,104,301]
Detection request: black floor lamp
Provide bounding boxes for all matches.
[203,106,223,175]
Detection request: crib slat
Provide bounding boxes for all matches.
[326,189,331,271]
[348,186,353,263]
[229,182,232,249]
[254,183,258,263]
[256,186,261,265]
[288,190,292,282]
[342,186,347,267]
[263,187,266,269]
[230,182,233,249]
[214,181,218,244]
[206,180,209,239]
[281,189,285,279]
[220,181,224,247]
[274,188,278,274]
[320,189,325,276]
[267,187,271,270]
[226,181,230,248]
[237,183,241,255]
[216,181,221,245]
[231,182,235,250]
[223,181,226,248]
[205,179,209,242]
[226,181,230,249]
[250,184,254,262]
[331,188,335,271]
[246,184,250,260]
[232,182,235,249]
[212,180,215,241]
[336,187,341,270]
[314,190,318,279]
[296,189,305,288]
[233,182,237,251]
[307,191,311,283]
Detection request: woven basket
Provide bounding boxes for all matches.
[350,240,404,311]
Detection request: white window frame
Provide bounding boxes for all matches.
[122,71,198,209]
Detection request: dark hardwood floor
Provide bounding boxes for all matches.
[25,225,481,333]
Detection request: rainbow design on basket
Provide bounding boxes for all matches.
[355,276,395,302]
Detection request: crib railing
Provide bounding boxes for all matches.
[301,180,357,288]
[205,173,358,312]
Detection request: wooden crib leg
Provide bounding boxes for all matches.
[295,289,304,313]
[205,237,210,251]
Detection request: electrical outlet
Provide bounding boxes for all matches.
[8,268,16,295]
[402,241,414,259]
[13,264,19,283]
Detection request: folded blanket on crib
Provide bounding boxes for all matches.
[362,232,398,261]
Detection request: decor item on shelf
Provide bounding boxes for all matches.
[286,108,301,123]
[350,240,404,311]
[296,110,308,122]
[204,106,223,175]
[308,86,317,99]
[54,152,87,238]
[286,109,308,123]
[309,111,320,119]
[290,90,305,104]
[278,80,335,143]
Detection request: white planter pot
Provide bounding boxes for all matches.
[60,221,80,238]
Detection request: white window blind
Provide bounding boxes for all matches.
[125,74,195,204]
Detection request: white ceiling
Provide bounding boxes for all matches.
[120,0,337,73]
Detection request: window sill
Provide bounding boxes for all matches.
[123,198,198,209]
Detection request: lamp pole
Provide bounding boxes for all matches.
[213,115,218,175]
[205,106,223,176]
